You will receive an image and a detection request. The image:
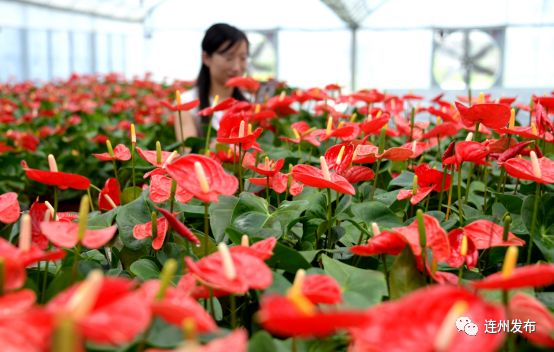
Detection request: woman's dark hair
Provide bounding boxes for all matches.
[197,23,249,112]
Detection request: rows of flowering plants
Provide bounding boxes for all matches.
[1,73,554,351]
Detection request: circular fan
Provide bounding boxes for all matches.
[432,29,502,90]
[246,31,277,80]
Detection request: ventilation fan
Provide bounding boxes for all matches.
[432,29,503,90]
[246,31,277,80]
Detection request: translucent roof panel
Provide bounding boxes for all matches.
[148,0,345,30]
[15,0,164,21]
[362,0,554,28]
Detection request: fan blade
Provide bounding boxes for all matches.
[470,43,496,61]
[251,62,272,71]
[472,63,496,76]
[437,45,463,60]
[251,41,266,58]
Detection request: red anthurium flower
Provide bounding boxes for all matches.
[472,264,554,290]
[225,76,260,92]
[349,285,505,352]
[229,236,277,260]
[534,95,554,110]
[40,221,117,249]
[185,243,272,295]
[146,329,247,352]
[98,178,120,211]
[350,89,385,104]
[198,97,236,116]
[21,160,91,190]
[397,164,451,205]
[267,94,298,116]
[489,139,527,162]
[133,217,168,250]
[292,158,355,195]
[242,152,285,177]
[249,172,288,194]
[156,207,200,246]
[503,153,554,184]
[160,98,199,112]
[139,280,216,333]
[445,228,478,269]
[93,144,131,161]
[0,192,20,224]
[509,293,554,348]
[258,294,370,337]
[455,102,511,129]
[340,166,375,184]
[351,230,407,256]
[393,214,451,264]
[280,121,321,147]
[149,174,193,204]
[136,147,176,168]
[443,141,489,169]
[0,236,65,291]
[29,200,54,249]
[0,301,52,352]
[534,103,554,135]
[47,272,151,345]
[318,120,360,142]
[166,154,238,203]
[400,140,432,159]
[421,121,461,140]
[302,274,342,305]
[216,114,263,150]
[426,106,457,123]
[461,220,525,249]
[0,289,36,316]
[355,143,414,162]
[359,111,391,135]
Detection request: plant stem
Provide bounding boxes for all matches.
[41,260,49,302]
[230,294,237,328]
[326,188,333,249]
[86,188,95,212]
[131,144,137,197]
[457,166,464,226]
[70,245,81,282]
[169,179,177,213]
[53,187,58,220]
[204,202,210,258]
[527,182,541,264]
[369,159,382,201]
[111,159,120,187]
[445,167,455,220]
[437,166,448,212]
[204,115,213,153]
[464,163,474,205]
[382,254,390,297]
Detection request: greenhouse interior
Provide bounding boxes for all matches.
[0,0,553,351]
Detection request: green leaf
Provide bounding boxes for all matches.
[533,225,554,262]
[88,208,118,229]
[249,331,277,352]
[322,254,387,308]
[115,194,152,250]
[351,201,402,229]
[388,246,426,299]
[209,195,239,242]
[336,195,352,215]
[388,171,414,189]
[130,258,160,280]
[467,181,485,209]
[266,242,311,273]
[120,186,143,204]
[146,318,182,348]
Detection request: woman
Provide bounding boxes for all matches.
[175,23,249,145]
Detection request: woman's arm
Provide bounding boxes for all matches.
[174,110,197,153]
